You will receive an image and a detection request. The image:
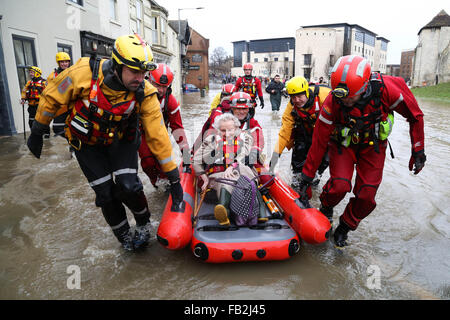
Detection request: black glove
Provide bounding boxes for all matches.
[166,168,185,212]
[297,173,313,209]
[269,152,280,173]
[259,97,264,109]
[27,121,49,159]
[409,149,426,175]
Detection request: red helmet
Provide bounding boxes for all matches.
[243,63,253,71]
[230,92,252,109]
[330,55,371,98]
[150,63,174,86]
[221,83,235,97]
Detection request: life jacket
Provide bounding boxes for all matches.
[26,78,46,101]
[291,86,321,144]
[332,72,394,153]
[205,135,244,175]
[159,86,175,129]
[239,76,257,100]
[66,57,141,149]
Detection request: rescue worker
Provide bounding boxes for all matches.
[139,63,190,188]
[20,66,49,137]
[208,83,235,116]
[296,55,426,248]
[269,76,330,191]
[193,113,260,226]
[26,34,185,251]
[47,52,71,136]
[234,63,264,114]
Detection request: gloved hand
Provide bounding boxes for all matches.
[27,121,49,159]
[259,97,264,109]
[166,168,185,212]
[297,173,313,209]
[409,149,426,175]
[269,152,280,173]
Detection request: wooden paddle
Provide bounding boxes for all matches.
[193,188,209,227]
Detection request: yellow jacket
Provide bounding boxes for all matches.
[209,92,221,116]
[274,86,331,154]
[35,57,176,172]
[46,69,69,117]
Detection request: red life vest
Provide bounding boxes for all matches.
[67,58,137,148]
[333,72,387,150]
[291,87,321,141]
[206,135,243,175]
[26,79,46,100]
[239,76,257,100]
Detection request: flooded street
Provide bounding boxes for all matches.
[0,85,449,300]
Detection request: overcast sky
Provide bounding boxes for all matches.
[162,0,449,65]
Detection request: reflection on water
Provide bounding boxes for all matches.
[0,89,449,300]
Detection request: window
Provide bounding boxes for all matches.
[13,35,37,90]
[57,43,73,64]
[192,54,202,63]
[274,57,278,62]
[284,57,289,61]
[135,0,143,35]
[109,0,117,21]
[304,68,311,81]
[254,58,258,62]
[160,17,166,46]
[303,54,312,65]
[264,58,268,62]
[151,16,158,45]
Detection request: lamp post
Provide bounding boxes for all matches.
[177,7,204,92]
[286,42,290,78]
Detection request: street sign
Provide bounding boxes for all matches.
[188,65,200,70]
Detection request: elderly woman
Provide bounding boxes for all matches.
[193,113,258,226]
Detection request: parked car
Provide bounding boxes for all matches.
[184,83,200,93]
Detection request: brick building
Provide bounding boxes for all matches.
[400,49,415,83]
[185,28,209,89]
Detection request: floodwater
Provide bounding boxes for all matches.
[0,84,449,300]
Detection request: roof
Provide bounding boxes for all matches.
[149,0,168,16]
[300,23,378,37]
[418,10,450,35]
[168,20,191,44]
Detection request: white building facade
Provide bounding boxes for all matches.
[411,10,450,87]
[295,23,389,83]
[231,38,295,80]
[0,0,181,135]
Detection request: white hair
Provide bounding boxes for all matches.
[212,113,241,131]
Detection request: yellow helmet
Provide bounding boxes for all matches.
[29,66,42,78]
[56,52,71,63]
[286,76,309,98]
[112,34,157,71]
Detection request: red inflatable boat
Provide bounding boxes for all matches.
[156,165,331,263]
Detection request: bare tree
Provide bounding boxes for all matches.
[210,47,230,76]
